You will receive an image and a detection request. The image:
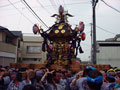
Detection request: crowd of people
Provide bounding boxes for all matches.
[0,65,120,90]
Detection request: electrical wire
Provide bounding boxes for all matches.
[44,1,90,7]
[21,0,48,28]
[62,0,68,10]
[93,0,98,8]
[8,0,33,24]
[55,0,61,6]
[90,23,116,35]
[96,25,116,35]
[36,0,52,15]
[49,0,58,12]
[55,0,68,10]
[0,1,21,8]
[86,31,91,34]
[62,1,90,6]
[57,0,61,5]
[0,13,20,17]
[101,0,120,14]
[1,1,90,11]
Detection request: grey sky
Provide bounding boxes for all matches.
[0,0,120,61]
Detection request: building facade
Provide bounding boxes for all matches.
[20,34,46,64]
[97,34,120,67]
[0,26,22,66]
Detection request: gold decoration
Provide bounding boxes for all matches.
[53,60,69,65]
[58,24,64,29]
[61,29,65,33]
[55,30,59,33]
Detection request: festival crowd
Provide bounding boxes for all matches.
[0,65,120,90]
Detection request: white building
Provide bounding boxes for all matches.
[20,33,46,64]
[97,34,120,67]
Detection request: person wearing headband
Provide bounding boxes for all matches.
[107,69,116,83]
[102,68,116,90]
[114,68,120,78]
[87,70,103,90]
[82,66,96,77]
[114,68,120,90]
[86,66,96,70]
[70,66,96,90]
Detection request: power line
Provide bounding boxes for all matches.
[86,31,91,34]
[0,1,21,8]
[96,25,117,35]
[36,0,52,15]
[43,1,90,7]
[57,0,61,5]
[21,0,48,28]
[61,1,90,6]
[101,0,120,14]
[0,12,20,17]
[56,0,68,10]
[55,0,61,6]
[91,23,116,35]
[49,0,58,12]
[55,0,68,11]
[62,0,68,10]
[0,2,90,11]
[8,0,33,24]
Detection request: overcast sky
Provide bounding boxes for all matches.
[0,0,120,61]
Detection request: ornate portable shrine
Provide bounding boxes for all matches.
[33,5,86,66]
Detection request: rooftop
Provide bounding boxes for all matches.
[0,26,22,39]
[97,34,120,42]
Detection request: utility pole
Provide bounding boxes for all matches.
[90,23,93,62]
[92,0,98,64]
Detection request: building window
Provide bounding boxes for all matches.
[27,46,41,54]
[23,58,41,61]
[5,36,12,44]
